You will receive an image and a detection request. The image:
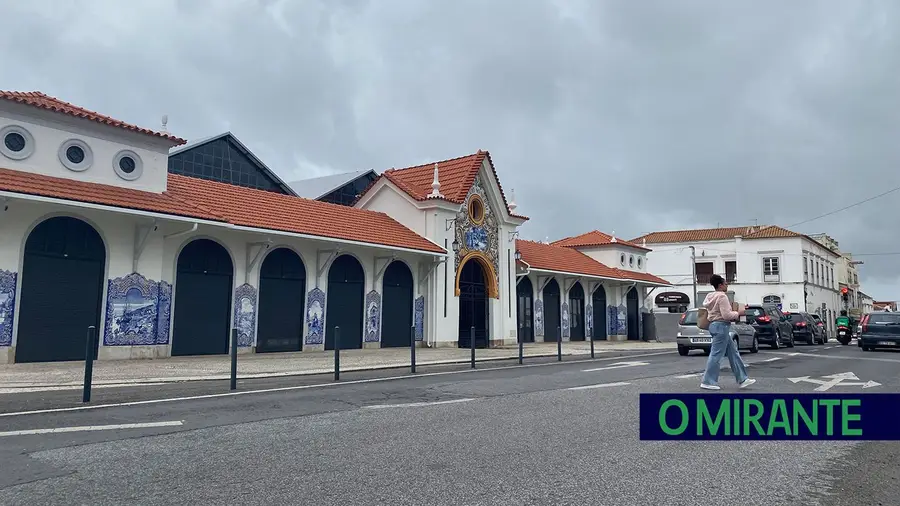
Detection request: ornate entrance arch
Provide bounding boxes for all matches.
[454,251,499,299]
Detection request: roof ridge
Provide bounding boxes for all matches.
[383,150,483,173]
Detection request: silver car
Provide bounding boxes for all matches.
[676,308,759,356]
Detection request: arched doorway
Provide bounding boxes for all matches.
[592,285,608,341]
[516,277,534,343]
[569,282,585,341]
[381,261,413,348]
[543,279,561,342]
[458,258,489,348]
[257,248,306,353]
[172,239,234,356]
[325,255,364,350]
[626,286,640,341]
[16,216,106,363]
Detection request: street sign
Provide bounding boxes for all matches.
[788,372,881,392]
[790,303,799,309]
[582,361,650,372]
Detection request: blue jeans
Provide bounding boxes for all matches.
[701,321,748,386]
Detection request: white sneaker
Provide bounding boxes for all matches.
[739,378,756,389]
[700,383,720,390]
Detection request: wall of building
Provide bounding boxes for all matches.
[358,183,429,237]
[576,246,650,275]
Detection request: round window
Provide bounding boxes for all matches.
[0,125,35,161]
[468,195,485,224]
[637,257,643,269]
[58,139,93,172]
[113,150,143,181]
[629,255,634,267]
[620,253,626,266]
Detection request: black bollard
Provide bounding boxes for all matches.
[590,332,595,359]
[470,325,476,369]
[557,326,562,361]
[82,326,96,403]
[230,328,238,390]
[518,323,523,365]
[334,326,341,381]
[410,324,417,374]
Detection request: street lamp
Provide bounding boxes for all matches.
[515,250,522,261]
[451,239,460,254]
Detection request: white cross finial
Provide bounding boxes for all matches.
[427,162,443,198]
[611,230,617,242]
[508,188,517,212]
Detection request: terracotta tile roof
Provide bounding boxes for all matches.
[630,224,812,244]
[167,175,446,253]
[0,167,223,221]
[0,91,186,145]
[360,150,528,220]
[552,230,650,251]
[615,270,671,286]
[516,239,668,285]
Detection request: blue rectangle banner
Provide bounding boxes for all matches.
[639,393,900,440]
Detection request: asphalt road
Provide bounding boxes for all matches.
[0,342,897,505]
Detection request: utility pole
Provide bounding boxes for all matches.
[689,246,698,308]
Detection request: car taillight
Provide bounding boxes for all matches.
[757,315,771,323]
[861,314,870,333]
[796,322,806,327]
[817,322,823,326]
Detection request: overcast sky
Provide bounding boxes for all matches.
[2,0,899,298]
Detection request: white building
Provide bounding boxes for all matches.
[859,292,874,314]
[631,225,842,334]
[0,91,671,364]
[809,233,865,314]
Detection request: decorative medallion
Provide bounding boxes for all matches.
[104,273,159,346]
[233,283,257,347]
[305,288,326,345]
[561,302,570,338]
[156,281,172,345]
[465,227,489,251]
[534,299,544,336]
[0,270,17,347]
[364,290,381,343]
[414,296,425,341]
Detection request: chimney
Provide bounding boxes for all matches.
[426,163,443,199]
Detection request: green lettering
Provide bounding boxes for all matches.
[767,399,791,436]
[659,400,689,435]
[733,398,740,435]
[697,399,730,436]
[742,399,765,435]
[820,399,840,435]
[792,399,818,435]
[841,399,862,436]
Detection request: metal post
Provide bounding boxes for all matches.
[470,325,476,369]
[689,246,698,308]
[518,323,523,365]
[334,326,341,381]
[557,325,562,361]
[82,326,95,403]
[230,328,238,391]
[410,325,416,373]
[590,332,595,359]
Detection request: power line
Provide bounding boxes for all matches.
[786,184,900,228]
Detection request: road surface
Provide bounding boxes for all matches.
[0,343,897,505]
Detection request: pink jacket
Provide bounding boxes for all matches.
[703,291,739,322]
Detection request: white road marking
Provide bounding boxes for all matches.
[761,357,782,362]
[567,382,631,391]
[789,372,882,391]
[0,383,168,395]
[675,374,700,379]
[0,350,676,418]
[0,421,183,438]
[364,398,475,409]
[781,351,900,364]
[582,361,650,372]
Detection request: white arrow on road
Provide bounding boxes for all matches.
[582,361,649,372]
[788,371,882,391]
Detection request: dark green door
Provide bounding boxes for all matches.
[592,286,608,340]
[172,239,233,356]
[627,286,640,340]
[543,279,561,342]
[458,259,489,348]
[516,277,534,343]
[381,261,413,347]
[325,255,364,350]
[569,282,585,341]
[16,216,106,363]
[257,248,306,353]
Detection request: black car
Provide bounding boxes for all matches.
[784,311,823,345]
[745,304,794,348]
[859,312,900,351]
[809,314,828,343]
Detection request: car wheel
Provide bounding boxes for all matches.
[750,335,759,354]
[678,345,689,356]
[772,331,781,349]
[733,337,740,352]
[862,346,871,352]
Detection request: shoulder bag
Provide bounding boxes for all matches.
[697,308,710,330]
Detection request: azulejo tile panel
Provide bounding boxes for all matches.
[156,281,172,345]
[534,299,544,336]
[233,283,257,347]
[607,305,618,336]
[454,175,500,291]
[585,303,593,335]
[0,270,16,347]
[414,296,425,341]
[104,272,160,346]
[306,288,326,345]
[617,304,627,335]
[561,302,570,338]
[365,290,381,343]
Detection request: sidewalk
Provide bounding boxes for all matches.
[0,341,674,389]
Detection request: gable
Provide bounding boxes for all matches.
[168,134,292,194]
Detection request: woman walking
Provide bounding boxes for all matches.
[700,274,756,390]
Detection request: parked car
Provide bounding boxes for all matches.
[744,304,794,348]
[809,314,828,343]
[783,311,823,345]
[859,312,900,351]
[676,308,759,356]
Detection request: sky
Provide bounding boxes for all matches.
[1,0,899,299]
